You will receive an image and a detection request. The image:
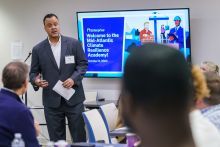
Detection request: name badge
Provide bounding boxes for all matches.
[65,56,75,64]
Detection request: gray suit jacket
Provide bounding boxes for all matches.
[29,35,88,108]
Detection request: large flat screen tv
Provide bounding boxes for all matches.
[77,8,191,78]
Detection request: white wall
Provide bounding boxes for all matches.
[1,0,220,142]
[1,0,220,86]
[0,0,25,86]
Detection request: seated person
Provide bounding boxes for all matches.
[120,43,196,147]
[190,66,220,147]
[200,61,219,75]
[196,71,220,131]
[0,62,39,147]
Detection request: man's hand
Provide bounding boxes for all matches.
[34,74,49,88]
[62,78,74,89]
[34,120,41,137]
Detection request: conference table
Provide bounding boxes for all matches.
[84,100,118,109]
[109,127,130,137]
[71,142,127,147]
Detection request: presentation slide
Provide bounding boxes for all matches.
[77,8,191,78]
[83,17,124,72]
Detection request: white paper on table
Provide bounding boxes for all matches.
[52,80,75,100]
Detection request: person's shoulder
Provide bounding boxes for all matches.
[33,38,48,49]
[189,110,220,147]
[11,99,29,112]
[62,35,79,43]
[0,94,28,114]
[203,104,220,116]
[179,26,183,30]
[140,29,145,33]
[170,27,175,31]
[12,101,32,120]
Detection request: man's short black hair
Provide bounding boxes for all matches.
[43,13,58,25]
[122,43,193,114]
[2,62,29,90]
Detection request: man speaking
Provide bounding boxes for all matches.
[30,13,88,142]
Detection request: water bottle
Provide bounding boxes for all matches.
[11,133,25,147]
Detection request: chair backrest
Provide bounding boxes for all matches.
[100,103,119,132]
[82,109,110,143]
[84,91,97,103]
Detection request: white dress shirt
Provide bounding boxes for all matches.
[48,36,61,68]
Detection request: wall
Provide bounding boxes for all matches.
[1,0,220,88]
[1,0,220,143]
[0,1,25,86]
[1,0,220,86]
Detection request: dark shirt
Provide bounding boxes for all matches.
[0,88,39,147]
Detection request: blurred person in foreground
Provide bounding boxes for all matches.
[0,62,39,147]
[190,66,220,147]
[194,71,220,131]
[120,43,196,147]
